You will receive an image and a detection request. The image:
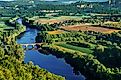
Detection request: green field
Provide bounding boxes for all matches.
[0,17,10,21]
[55,43,94,54]
[0,22,13,31]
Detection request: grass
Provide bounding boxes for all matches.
[0,22,8,28]
[0,22,14,31]
[0,17,11,22]
[104,21,119,24]
[55,43,94,54]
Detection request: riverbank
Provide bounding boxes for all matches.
[2,18,26,44]
[17,27,85,80]
[39,44,121,80]
[23,16,121,80]
[0,18,65,80]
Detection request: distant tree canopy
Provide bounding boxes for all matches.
[0,0,121,17]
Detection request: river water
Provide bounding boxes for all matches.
[17,27,86,80]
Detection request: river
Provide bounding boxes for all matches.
[17,27,86,80]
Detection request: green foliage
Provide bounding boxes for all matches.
[102,22,121,29]
[0,19,65,80]
[36,28,121,80]
[41,44,121,80]
[30,23,55,31]
[0,36,64,80]
[67,41,95,49]
[0,46,65,80]
[56,43,93,54]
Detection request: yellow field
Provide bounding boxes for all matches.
[104,21,119,24]
[47,30,65,34]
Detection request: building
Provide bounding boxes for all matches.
[109,0,121,5]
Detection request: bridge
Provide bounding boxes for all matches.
[20,43,44,50]
[3,43,44,50]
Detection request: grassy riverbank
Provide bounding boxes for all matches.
[40,44,121,80]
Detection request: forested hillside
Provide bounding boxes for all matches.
[0,18,64,80]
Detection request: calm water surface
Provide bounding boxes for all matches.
[17,28,86,80]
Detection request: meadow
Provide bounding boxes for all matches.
[55,43,94,54]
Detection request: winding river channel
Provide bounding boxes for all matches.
[17,26,86,80]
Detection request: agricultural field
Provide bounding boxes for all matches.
[103,21,121,29]
[47,30,66,34]
[0,21,14,31]
[55,43,94,54]
[104,21,119,24]
[33,16,82,24]
[61,24,120,33]
[0,17,13,28]
[2,0,121,80]
[0,17,10,21]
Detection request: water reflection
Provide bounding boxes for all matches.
[17,28,86,80]
[24,50,85,80]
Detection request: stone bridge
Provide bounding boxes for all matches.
[4,43,44,50]
[20,43,43,50]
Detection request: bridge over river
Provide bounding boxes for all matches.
[16,19,85,80]
[20,43,44,50]
[4,43,44,50]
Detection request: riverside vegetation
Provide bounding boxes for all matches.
[1,0,121,80]
[32,15,121,80]
[0,18,65,80]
